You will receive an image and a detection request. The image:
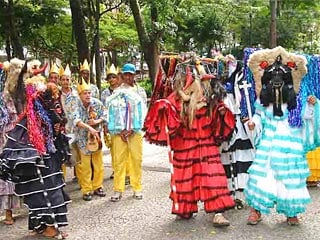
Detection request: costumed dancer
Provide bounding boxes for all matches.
[220,56,255,208]
[105,63,146,202]
[64,77,107,201]
[0,60,23,225]
[0,59,71,238]
[144,57,236,227]
[303,55,320,187]
[244,46,320,226]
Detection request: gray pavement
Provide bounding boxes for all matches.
[1,141,320,240]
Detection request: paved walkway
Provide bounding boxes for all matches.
[1,141,320,240]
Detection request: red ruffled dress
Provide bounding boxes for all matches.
[144,96,236,216]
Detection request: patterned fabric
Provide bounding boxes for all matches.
[65,96,107,155]
[90,84,100,99]
[133,84,147,105]
[0,117,71,230]
[105,86,146,134]
[100,87,113,106]
[244,101,318,217]
[60,88,78,134]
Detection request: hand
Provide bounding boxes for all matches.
[119,130,133,142]
[248,121,255,130]
[88,119,101,126]
[88,126,100,139]
[307,96,317,105]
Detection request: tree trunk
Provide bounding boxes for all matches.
[270,0,277,48]
[1,0,24,59]
[93,0,101,90]
[128,0,159,84]
[69,0,90,65]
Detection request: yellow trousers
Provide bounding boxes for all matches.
[62,164,67,179]
[307,147,320,182]
[111,133,143,192]
[76,150,104,194]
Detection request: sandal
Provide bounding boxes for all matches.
[287,216,299,226]
[82,193,92,201]
[176,213,193,220]
[93,188,106,197]
[42,227,68,239]
[247,208,262,225]
[212,213,230,227]
[3,219,14,225]
[133,191,143,200]
[110,191,122,202]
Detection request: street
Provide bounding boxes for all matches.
[1,141,320,240]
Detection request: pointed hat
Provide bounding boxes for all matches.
[77,78,91,94]
[61,64,71,77]
[50,63,60,75]
[80,59,90,72]
[106,64,118,76]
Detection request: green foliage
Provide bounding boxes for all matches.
[137,77,152,98]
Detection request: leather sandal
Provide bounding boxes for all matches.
[82,193,92,201]
[93,188,106,197]
[133,191,143,200]
[287,216,299,226]
[110,192,122,202]
[212,213,230,227]
[247,208,262,225]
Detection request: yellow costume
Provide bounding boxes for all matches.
[306,147,320,183]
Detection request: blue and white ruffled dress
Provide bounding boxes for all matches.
[244,101,319,217]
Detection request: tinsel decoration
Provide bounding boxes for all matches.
[288,55,320,127]
[33,99,56,153]
[241,48,258,119]
[0,68,10,130]
[25,85,46,154]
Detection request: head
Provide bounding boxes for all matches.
[121,63,136,86]
[48,63,60,84]
[59,64,72,91]
[48,72,59,84]
[80,69,90,82]
[79,89,91,106]
[106,73,121,89]
[60,74,71,91]
[80,59,90,82]
[77,78,91,106]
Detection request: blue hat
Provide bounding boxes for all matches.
[121,63,136,74]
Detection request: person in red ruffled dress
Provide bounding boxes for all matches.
[144,58,236,227]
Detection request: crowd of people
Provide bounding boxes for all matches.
[0,46,319,238]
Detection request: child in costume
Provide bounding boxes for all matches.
[244,46,320,226]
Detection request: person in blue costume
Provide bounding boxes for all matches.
[245,47,320,226]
